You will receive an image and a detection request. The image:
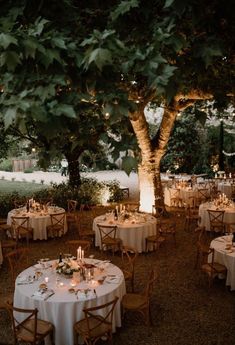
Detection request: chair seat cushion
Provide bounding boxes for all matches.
[202,262,227,274]
[103,237,122,245]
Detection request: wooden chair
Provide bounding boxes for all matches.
[46,212,66,238]
[121,270,156,334]
[207,209,225,234]
[11,216,33,247]
[224,222,235,234]
[7,303,54,345]
[97,224,122,254]
[121,246,138,292]
[65,240,91,257]
[66,200,78,231]
[198,245,227,287]
[184,204,200,232]
[194,226,210,269]
[13,199,26,209]
[169,188,183,208]
[196,188,209,205]
[158,219,177,246]
[145,221,165,253]
[74,215,95,244]
[0,225,17,258]
[73,296,119,345]
[5,247,30,284]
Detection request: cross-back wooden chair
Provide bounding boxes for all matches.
[5,247,30,284]
[7,303,54,345]
[207,209,225,234]
[11,216,33,247]
[97,224,122,255]
[158,219,177,246]
[13,199,26,209]
[196,188,209,206]
[198,245,227,287]
[74,215,95,244]
[121,246,138,292]
[194,226,210,269]
[169,188,183,208]
[73,296,119,345]
[121,270,156,335]
[65,240,91,257]
[184,203,200,232]
[145,221,165,253]
[46,212,66,238]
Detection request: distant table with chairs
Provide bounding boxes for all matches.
[198,202,235,231]
[217,182,232,199]
[13,258,125,345]
[164,186,210,207]
[93,213,157,253]
[210,235,235,290]
[7,206,67,240]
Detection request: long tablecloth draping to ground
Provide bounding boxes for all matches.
[93,213,157,253]
[13,258,126,345]
[210,236,235,290]
[7,206,67,240]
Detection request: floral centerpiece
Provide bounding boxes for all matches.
[56,259,80,277]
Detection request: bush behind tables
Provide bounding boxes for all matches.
[0,178,123,217]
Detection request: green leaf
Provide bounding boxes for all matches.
[111,0,139,21]
[87,48,112,70]
[164,0,175,8]
[121,156,137,175]
[34,85,56,102]
[0,51,21,71]
[51,37,67,49]
[0,33,18,49]
[4,107,17,128]
[23,38,38,59]
[54,104,77,118]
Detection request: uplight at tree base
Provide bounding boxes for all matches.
[138,178,155,214]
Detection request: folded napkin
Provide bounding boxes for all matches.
[105,275,121,284]
[32,289,55,300]
[76,289,95,300]
[17,275,34,285]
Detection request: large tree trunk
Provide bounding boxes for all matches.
[65,152,82,187]
[129,103,178,213]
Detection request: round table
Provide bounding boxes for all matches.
[210,236,235,290]
[218,182,232,199]
[13,259,125,345]
[7,206,67,240]
[198,202,235,231]
[93,213,156,253]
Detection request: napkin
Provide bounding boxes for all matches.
[105,275,121,284]
[75,289,95,300]
[32,289,55,300]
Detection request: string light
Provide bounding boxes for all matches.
[223,150,235,157]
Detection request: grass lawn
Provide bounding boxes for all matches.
[0,179,48,195]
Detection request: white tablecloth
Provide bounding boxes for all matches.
[93,214,156,253]
[198,202,235,231]
[218,183,232,199]
[164,187,208,206]
[7,206,67,240]
[210,236,235,290]
[14,259,125,345]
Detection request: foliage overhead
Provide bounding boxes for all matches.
[0,0,234,173]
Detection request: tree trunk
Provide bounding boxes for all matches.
[129,104,178,213]
[65,152,81,187]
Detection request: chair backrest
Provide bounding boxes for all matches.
[170,188,180,199]
[67,200,77,213]
[7,303,38,344]
[207,209,225,227]
[5,247,30,283]
[143,270,156,299]
[197,241,211,266]
[14,199,26,209]
[65,240,91,257]
[83,296,119,339]
[50,212,65,227]
[121,246,138,272]
[11,216,30,242]
[97,224,118,242]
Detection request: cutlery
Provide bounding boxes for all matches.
[17,281,34,285]
[44,292,55,301]
[93,289,97,298]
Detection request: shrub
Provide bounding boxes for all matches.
[0,159,13,171]
[24,168,34,173]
